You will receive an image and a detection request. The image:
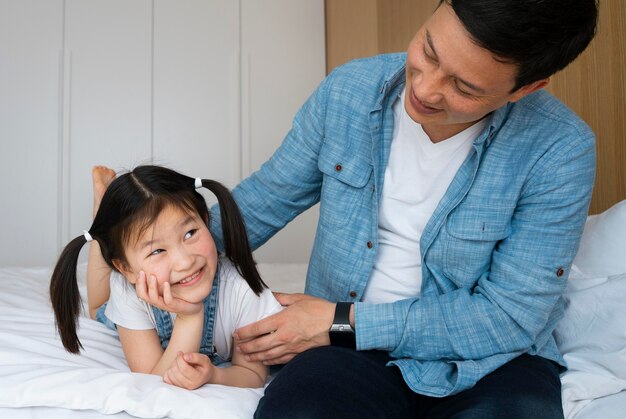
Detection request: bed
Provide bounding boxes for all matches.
[0,263,306,419]
[1,201,625,418]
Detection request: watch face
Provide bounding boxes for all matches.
[330,324,354,333]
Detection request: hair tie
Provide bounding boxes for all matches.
[194,178,203,189]
[83,230,94,243]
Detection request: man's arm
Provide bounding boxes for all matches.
[209,74,332,252]
[358,132,596,360]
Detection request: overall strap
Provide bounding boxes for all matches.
[150,264,221,360]
[199,264,220,358]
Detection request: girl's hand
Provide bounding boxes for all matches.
[135,271,203,317]
[163,351,214,390]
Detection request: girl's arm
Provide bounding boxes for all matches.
[215,336,268,387]
[163,336,268,389]
[163,280,278,389]
[117,310,204,376]
[120,271,205,376]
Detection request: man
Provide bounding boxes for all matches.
[211,0,598,417]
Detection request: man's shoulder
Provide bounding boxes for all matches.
[318,53,405,112]
[334,52,406,72]
[510,89,594,139]
[327,53,406,87]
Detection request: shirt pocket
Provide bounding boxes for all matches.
[442,205,511,285]
[317,142,373,228]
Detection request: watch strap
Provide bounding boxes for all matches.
[329,302,356,349]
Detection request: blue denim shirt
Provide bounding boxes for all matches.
[211,53,595,396]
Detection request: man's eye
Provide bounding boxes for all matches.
[455,84,472,96]
[454,84,478,99]
[423,47,437,62]
[184,229,197,240]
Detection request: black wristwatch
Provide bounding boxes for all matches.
[329,302,356,349]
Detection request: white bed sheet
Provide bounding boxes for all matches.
[0,264,306,419]
[2,244,626,418]
[575,390,626,419]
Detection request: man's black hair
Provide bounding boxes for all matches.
[441,0,599,91]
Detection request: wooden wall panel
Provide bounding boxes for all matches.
[545,0,626,214]
[325,0,378,73]
[325,0,626,214]
[376,0,438,53]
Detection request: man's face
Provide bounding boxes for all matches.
[404,3,542,142]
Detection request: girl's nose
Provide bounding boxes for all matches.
[173,248,194,271]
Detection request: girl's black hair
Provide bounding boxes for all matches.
[50,165,266,353]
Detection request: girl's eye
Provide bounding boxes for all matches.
[149,249,164,257]
[184,229,197,240]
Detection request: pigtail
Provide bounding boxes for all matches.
[49,235,89,353]
[199,179,267,295]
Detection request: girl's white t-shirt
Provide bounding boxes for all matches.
[363,91,486,304]
[104,258,282,360]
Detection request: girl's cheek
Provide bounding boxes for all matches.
[155,270,173,291]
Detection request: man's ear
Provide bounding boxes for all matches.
[112,259,135,284]
[509,78,551,103]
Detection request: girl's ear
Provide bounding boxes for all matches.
[112,259,135,284]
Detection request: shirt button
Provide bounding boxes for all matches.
[349,291,357,298]
[366,241,373,249]
[556,268,565,277]
[335,164,342,172]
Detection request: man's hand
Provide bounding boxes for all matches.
[233,293,335,365]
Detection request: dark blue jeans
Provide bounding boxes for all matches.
[255,347,564,419]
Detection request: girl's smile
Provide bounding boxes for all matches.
[175,267,204,287]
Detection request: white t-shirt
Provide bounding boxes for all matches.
[104,258,282,360]
[363,91,486,304]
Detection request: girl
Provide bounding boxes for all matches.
[50,165,282,390]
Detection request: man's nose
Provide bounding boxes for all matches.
[414,68,445,104]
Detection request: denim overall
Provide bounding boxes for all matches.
[151,266,225,364]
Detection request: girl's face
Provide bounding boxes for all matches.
[118,204,218,304]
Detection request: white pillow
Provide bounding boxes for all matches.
[557,200,626,417]
[556,273,626,418]
[571,199,626,278]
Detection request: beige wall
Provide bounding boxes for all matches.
[325,0,626,214]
